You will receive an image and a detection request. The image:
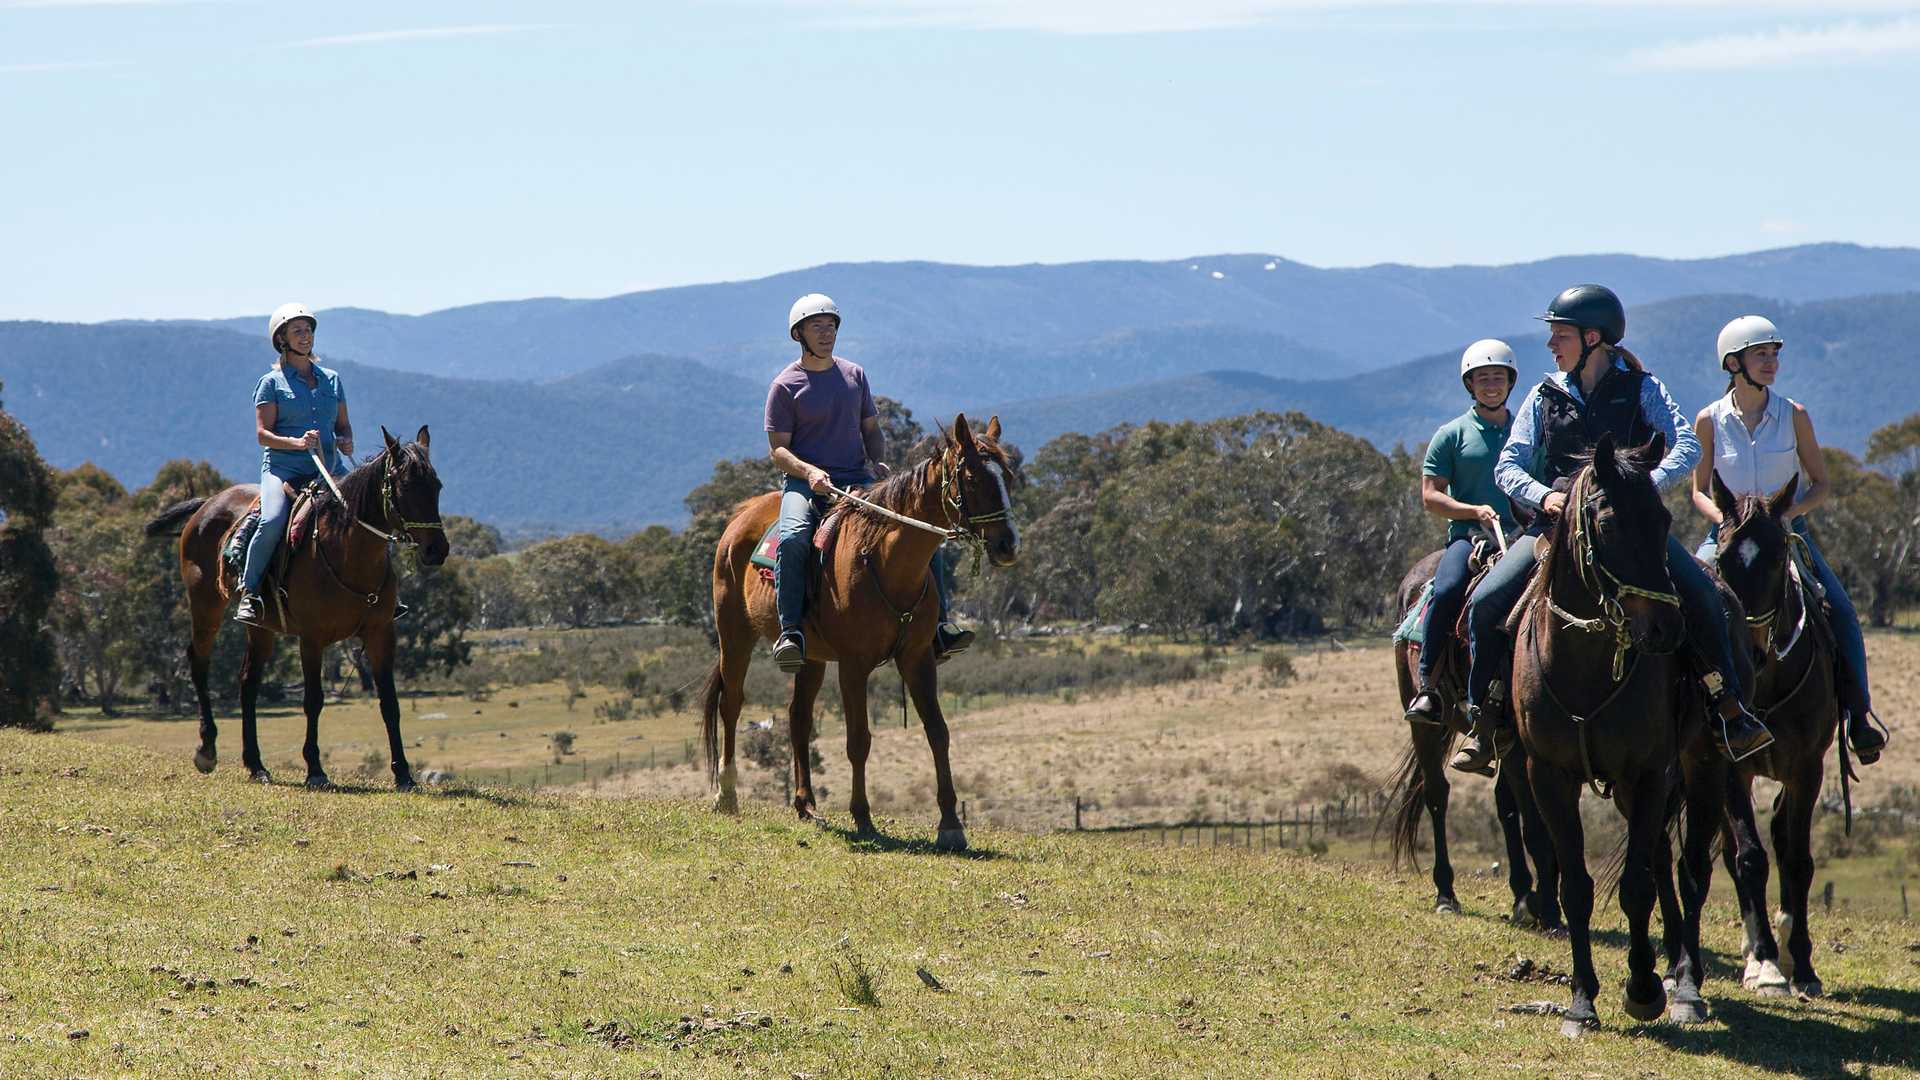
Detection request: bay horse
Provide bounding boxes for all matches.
[1510,432,1726,1035]
[1386,547,1560,928]
[1708,471,1838,997]
[700,414,1019,851]
[143,426,448,789]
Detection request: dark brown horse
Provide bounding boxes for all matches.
[143,427,448,789]
[1387,548,1560,927]
[700,414,1019,850]
[1708,471,1837,997]
[1511,432,1725,1035]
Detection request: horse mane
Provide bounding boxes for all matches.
[838,429,1020,546]
[318,443,422,535]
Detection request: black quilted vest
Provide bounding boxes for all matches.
[1536,366,1651,488]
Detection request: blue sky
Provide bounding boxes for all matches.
[3,0,1917,322]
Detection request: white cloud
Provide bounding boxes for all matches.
[768,1,1920,36]
[290,24,557,49]
[1627,16,1920,71]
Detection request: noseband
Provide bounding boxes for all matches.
[937,449,1012,574]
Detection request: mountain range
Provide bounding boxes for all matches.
[6,244,1916,533]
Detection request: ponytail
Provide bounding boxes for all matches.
[1611,345,1646,373]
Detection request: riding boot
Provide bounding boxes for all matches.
[934,621,975,665]
[1704,671,1774,762]
[772,629,806,674]
[1845,708,1888,766]
[1403,686,1446,728]
[233,591,267,628]
[1449,681,1506,777]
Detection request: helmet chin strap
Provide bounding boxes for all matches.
[1568,329,1602,385]
[1728,356,1765,391]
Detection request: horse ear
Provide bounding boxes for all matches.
[415,424,431,457]
[1633,432,1667,471]
[1591,431,1619,481]
[1711,469,1741,523]
[381,426,400,455]
[1766,474,1799,521]
[984,415,1002,441]
[953,413,980,458]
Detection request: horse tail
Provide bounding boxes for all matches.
[144,497,207,538]
[1379,738,1430,870]
[699,659,725,788]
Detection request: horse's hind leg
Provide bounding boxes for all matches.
[1494,760,1533,925]
[1724,773,1787,995]
[188,607,221,774]
[238,627,275,783]
[789,660,828,823]
[297,637,332,789]
[1506,745,1563,931]
[839,663,877,836]
[1409,723,1459,914]
[712,638,752,814]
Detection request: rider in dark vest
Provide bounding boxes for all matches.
[1449,284,1774,775]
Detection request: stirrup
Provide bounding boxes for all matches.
[1711,693,1774,763]
[1403,690,1447,728]
[1847,709,1889,765]
[233,593,267,628]
[772,631,806,673]
[935,622,974,665]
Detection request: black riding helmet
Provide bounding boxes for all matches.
[1537,284,1625,379]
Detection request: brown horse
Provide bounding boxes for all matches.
[1708,471,1838,997]
[1386,547,1560,927]
[142,426,449,789]
[1510,432,1726,1035]
[700,414,1019,850]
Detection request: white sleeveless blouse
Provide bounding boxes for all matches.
[1708,390,1800,497]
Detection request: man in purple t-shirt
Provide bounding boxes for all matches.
[764,293,972,672]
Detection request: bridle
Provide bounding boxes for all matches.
[1544,467,1683,681]
[828,443,1014,573]
[311,448,444,547]
[1734,523,1810,664]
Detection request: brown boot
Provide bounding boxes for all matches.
[1450,682,1507,776]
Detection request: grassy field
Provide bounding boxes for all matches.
[2,729,1917,1077]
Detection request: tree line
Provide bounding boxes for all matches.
[4,386,1918,727]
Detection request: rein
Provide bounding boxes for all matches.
[310,449,446,547]
[828,447,1011,576]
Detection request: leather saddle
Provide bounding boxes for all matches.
[221,479,326,628]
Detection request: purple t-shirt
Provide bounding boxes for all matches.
[764,357,876,478]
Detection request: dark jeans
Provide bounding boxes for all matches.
[774,474,952,634]
[1466,529,1748,712]
[1416,537,1474,688]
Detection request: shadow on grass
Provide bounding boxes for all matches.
[821,822,1010,861]
[255,776,536,810]
[1639,992,1919,1076]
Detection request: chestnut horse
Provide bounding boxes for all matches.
[1510,433,1726,1036]
[1386,547,1560,928]
[700,414,1019,850]
[142,426,448,790]
[1708,471,1839,997]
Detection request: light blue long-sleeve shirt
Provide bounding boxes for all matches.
[1494,356,1699,512]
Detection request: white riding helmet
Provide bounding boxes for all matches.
[1716,315,1783,368]
[1459,338,1518,381]
[268,302,317,353]
[788,293,840,342]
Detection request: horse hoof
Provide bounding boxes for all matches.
[1434,897,1461,916]
[1776,948,1796,980]
[1743,958,1789,996]
[935,828,969,852]
[1622,985,1667,1023]
[712,790,739,815]
[192,747,217,774]
[1793,978,1823,999]
[1666,999,1709,1025]
[304,773,331,790]
[1510,896,1538,929]
[1559,1015,1597,1039]
[248,769,272,785]
[394,776,418,794]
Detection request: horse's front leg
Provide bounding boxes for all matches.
[1493,757,1532,924]
[298,637,331,788]
[1614,775,1669,1026]
[1667,752,1726,1023]
[1722,770,1787,996]
[1778,761,1824,995]
[360,622,414,791]
[838,663,877,836]
[900,649,964,851]
[1527,755,1598,1036]
[238,627,275,784]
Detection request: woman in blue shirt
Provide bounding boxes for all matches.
[234,302,353,627]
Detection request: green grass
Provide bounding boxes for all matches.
[2,730,1917,1077]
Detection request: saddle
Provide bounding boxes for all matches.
[220,480,326,630]
[749,495,851,587]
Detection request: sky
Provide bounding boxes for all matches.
[2,0,1918,322]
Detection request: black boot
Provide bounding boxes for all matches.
[1846,709,1888,766]
[934,621,975,665]
[1705,673,1773,762]
[1404,687,1446,727]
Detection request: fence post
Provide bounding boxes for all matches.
[1073,796,1083,831]
[1823,881,1834,912]
[1903,883,1909,920]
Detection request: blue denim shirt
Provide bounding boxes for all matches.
[1494,356,1699,512]
[254,360,347,477]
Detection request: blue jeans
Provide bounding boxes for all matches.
[1416,538,1474,688]
[1698,519,1870,714]
[1466,529,1747,712]
[241,464,317,593]
[775,473,955,636]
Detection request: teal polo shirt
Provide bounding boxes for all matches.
[1423,408,1517,544]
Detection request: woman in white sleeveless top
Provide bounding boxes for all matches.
[1690,315,1887,763]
